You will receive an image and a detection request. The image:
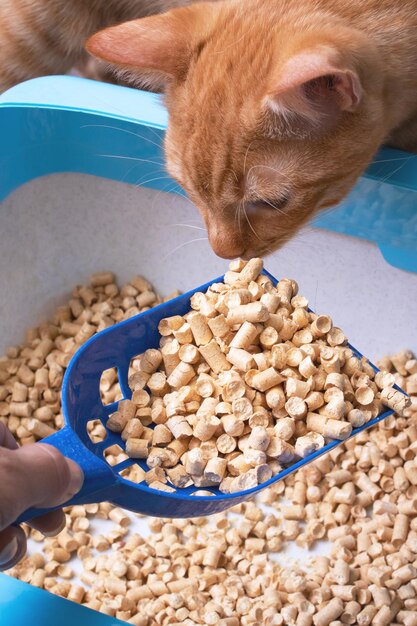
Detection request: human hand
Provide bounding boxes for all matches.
[0,422,83,570]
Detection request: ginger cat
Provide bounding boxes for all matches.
[86,0,417,258]
[3,1,417,258]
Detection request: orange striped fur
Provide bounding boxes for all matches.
[87,0,417,258]
[0,1,188,90]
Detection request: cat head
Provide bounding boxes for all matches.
[87,1,384,259]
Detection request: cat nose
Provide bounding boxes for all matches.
[209,236,245,259]
[207,222,245,259]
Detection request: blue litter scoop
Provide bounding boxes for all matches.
[17,270,398,523]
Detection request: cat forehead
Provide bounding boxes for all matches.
[182,11,278,86]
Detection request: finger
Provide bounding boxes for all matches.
[0,444,83,529]
[27,509,66,536]
[0,526,27,571]
[0,422,19,450]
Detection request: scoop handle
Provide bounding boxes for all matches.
[15,427,117,524]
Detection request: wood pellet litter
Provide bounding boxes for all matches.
[2,269,417,626]
[108,258,409,494]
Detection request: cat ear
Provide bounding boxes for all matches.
[265,47,363,129]
[86,7,203,86]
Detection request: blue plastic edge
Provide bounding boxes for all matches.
[0,75,417,273]
[0,573,126,626]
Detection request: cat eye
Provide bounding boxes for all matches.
[246,196,290,214]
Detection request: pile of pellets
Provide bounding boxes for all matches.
[2,270,417,626]
[108,258,408,494]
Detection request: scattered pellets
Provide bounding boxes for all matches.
[3,268,415,626]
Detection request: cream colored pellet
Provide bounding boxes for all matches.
[380,386,411,415]
[207,314,230,338]
[295,433,325,458]
[187,312,213,346]
[274,417,295,441]
[238,257,264,282]
[166,465,192,488]
[286,378,311,399]
[285,397,308,420]
[167,361,195,388]
[125,438,150,459]
[152,423,173,446]
[226,347,256,372]
[307,413,352,440]
[185,448,206,476]
[166,416,193,439]
[147,372,170,396]
[27,418,55,439]
[216,433,237,454]
[121,418,143,442]
[267,438,296,463]
[178,343,200,365]
[199,340,231,374]
[227,302,269,324]
[229,322,259,350]
[173,321,193,344]
[247,426,270,451]
[248,367,284,392]
[222,378,245,402]
[204,457,227,484]
[230,398,252,424]
[313,598,344,626]
[221,414,245,437]
[193,415,220,442]
[148,480,176,493]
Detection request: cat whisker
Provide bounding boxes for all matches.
[180,218,206,224]
[379,155,417,184]
[133,174,173,189]
[169,193,202,210]
[236,200,244,238]
[313,279,319,312]
[132,176,178,211]
[223,167,239,184]
[212,18,257,55]
[161,183,187,198]
[372,154,417,164]
[242,201,262,242]
[127,174,186,214]
[152,182,189,213]
[132,166,168,178]
[146,182,199,215]
[120,163,166,185]
[281,229,318,256]
[169,223,206,231]
[149,180,189,212]
[162,237,209,262]
[97,154,164,167]
[81,123,164,150]
[246,163,293,184]
[243,140,256,178]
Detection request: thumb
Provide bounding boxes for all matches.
[0,443,83,529]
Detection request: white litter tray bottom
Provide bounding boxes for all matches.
[1,172,416,357]
[25,501,331,589]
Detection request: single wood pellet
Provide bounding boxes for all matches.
[3,271,417,626]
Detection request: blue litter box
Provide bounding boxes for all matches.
[0,76,416,624]
[1,75,417,273]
